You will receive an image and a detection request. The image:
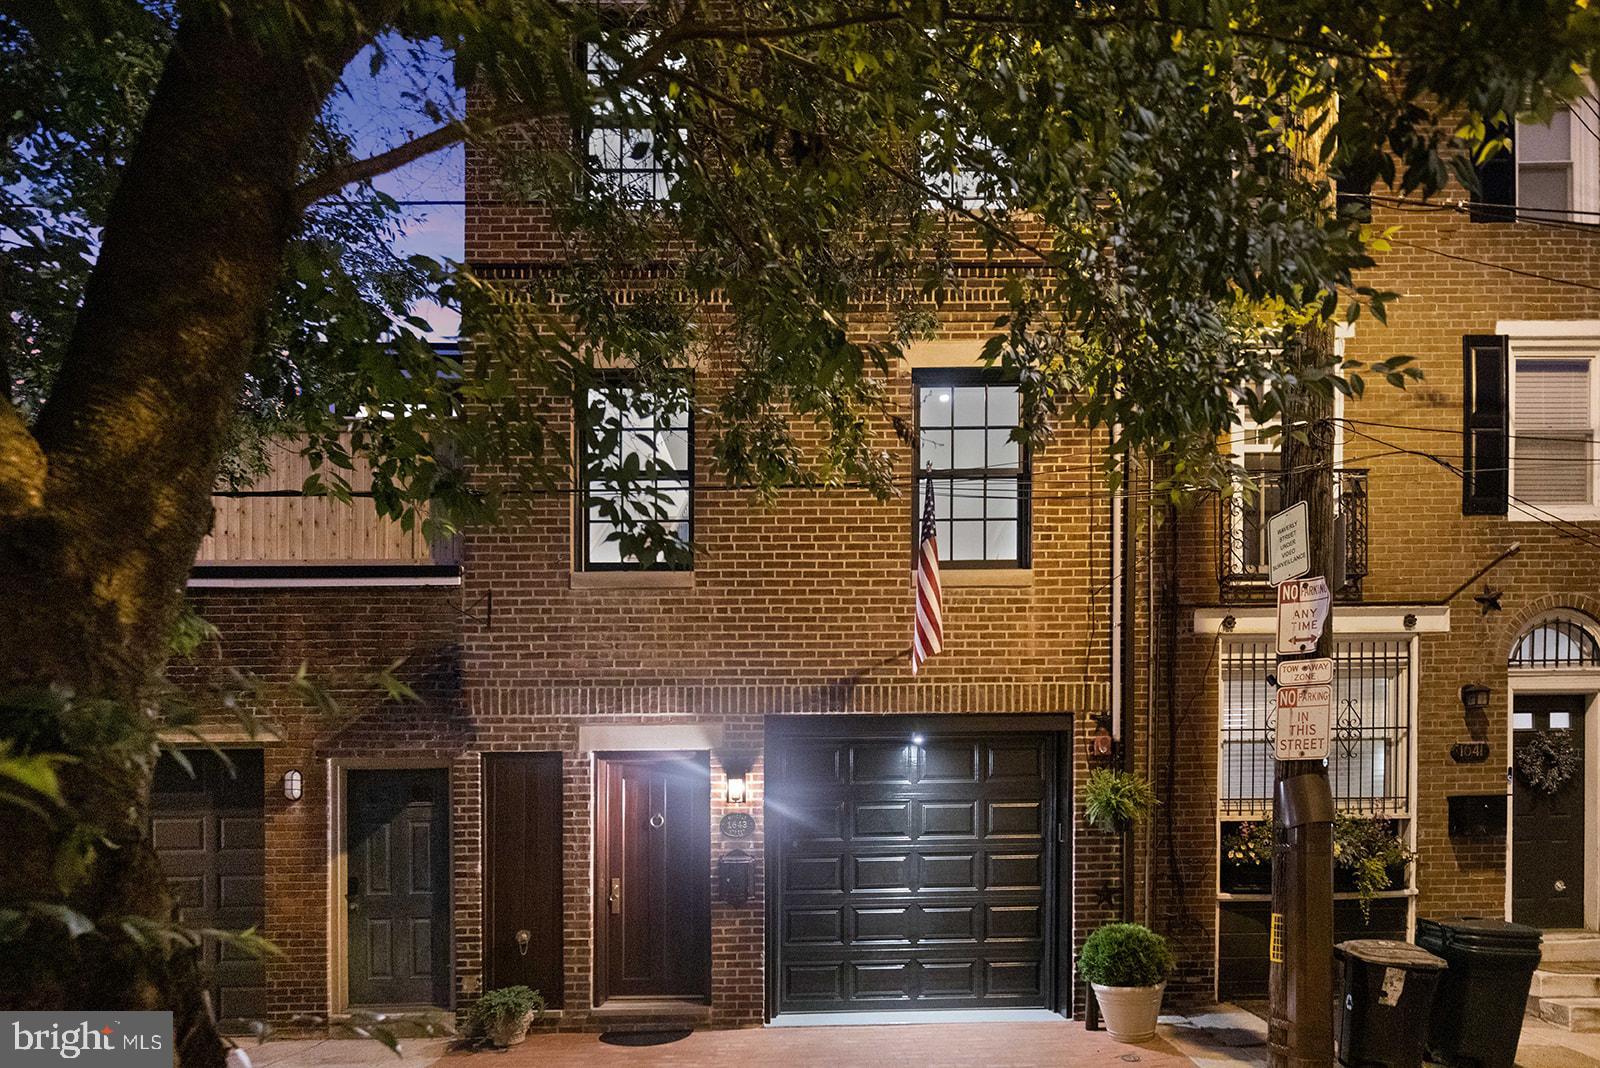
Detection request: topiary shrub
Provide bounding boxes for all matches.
[1077,923,1175,988]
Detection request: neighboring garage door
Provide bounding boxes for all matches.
[769,725,1061,1014]
[151,749,267,1026]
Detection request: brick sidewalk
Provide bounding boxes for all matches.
[436,1021,1196,1068]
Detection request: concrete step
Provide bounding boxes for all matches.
[1537,931,1600,963]
[1531,963,1600,998]
[1535,996,1600,1032]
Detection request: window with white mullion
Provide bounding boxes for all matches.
[1514,92,1600,219]
[1511,350,1599,508]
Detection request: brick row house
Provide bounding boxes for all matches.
[157,82,1600,1034]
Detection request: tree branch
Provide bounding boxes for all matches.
[293,107,537,210]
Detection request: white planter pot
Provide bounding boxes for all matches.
[487,1010,535,1048]
[1092,981,1166,1042]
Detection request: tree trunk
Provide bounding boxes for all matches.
[0,4,389,1064]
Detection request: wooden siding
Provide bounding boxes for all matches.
[196,438,452,565]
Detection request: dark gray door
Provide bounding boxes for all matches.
[770,730,1057,1013]
[595,752,711,1003]
[151,749,266,1027]
[347,768,450,1006]
[1514,695,1586,929]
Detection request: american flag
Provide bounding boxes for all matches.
[911,475,944,674]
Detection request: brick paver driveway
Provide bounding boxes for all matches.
[437,1021,1195,1067]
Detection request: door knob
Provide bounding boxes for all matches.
[516,929,531,956]
[609,877,622,915]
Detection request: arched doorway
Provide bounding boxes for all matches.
[1509,612,1600,929]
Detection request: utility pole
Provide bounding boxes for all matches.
[1268,327,1337,1067]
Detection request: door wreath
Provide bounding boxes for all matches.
[1516,729,1581,795]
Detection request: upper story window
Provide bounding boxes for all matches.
[1473,95,1600,222]
[912,369,1029,568]
[1464,329,1600,520]
[578,377,692,570]
[1512,351,1597,507]
[581,37,675,203]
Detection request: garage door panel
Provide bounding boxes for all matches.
[920,960,979,998]
[787,908,844,943]
[854,801,913,838]
[986,852,1043,890]
[919,800,978,837]
[773,731,1056,1013]
[854,906,911,943]
[151,750,265,1032]
[987,801,1043,837]
[919,743,979,783]
[986,743,1046,783]
[152,816,205,852]
[784,963,844,1003]
[785,854,844,893]
[852,962,913,1000]
[852,854,911,891]
[920,852,978,890]
[988,904,1043,941]
[848,744,913,783]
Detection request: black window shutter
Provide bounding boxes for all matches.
[1470,121,1516,222]
[1463,334,1509,515]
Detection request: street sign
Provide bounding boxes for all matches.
[1274,682,1332,761]
[1267,501,1310,586]
[1277,657,1333,687]
[1276,576,1330,655]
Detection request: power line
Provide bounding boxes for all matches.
[1335,421,1600,554]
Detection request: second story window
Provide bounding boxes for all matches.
[582,38,674,203]
[913,369,1030,568]
[578,378,692,570]
[1473,96,1600,222]
[1512,351,1597,508]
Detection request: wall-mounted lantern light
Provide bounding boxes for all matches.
[1460,684,1492,714]
[282,769,304,802]
[719,751,755,807]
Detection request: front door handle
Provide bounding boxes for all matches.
[609,877,622,915]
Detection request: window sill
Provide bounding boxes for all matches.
[1508,503,1600,523]
[940,567,1034,588]
[570,569,696,591]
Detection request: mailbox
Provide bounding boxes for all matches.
[719,849,754,907]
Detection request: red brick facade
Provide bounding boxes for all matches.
[173,116,1600,1031]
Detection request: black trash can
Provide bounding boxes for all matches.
[1415,916,1543,1068]
[1334,939,1447,1067]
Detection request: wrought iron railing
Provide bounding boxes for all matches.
[1217,468,1368,602]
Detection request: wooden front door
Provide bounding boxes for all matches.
[483,753,564,1005]
[595,752,711,1004]
[1513,695,1587,929]
[347,768,450,1006]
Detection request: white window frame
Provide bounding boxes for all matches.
[1515,92,1600,218]
[1498,322,1600,522]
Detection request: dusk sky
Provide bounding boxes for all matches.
[334,36,465,339]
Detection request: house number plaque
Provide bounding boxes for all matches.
[720,812,755,839]
[1451,741,1490,764]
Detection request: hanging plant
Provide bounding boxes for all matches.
[1517,729,1582,796]
[1082,770,1158,833]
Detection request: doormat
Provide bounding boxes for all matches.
[599,1028,693,1047]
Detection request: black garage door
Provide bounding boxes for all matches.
[151,749,267,1026]
[768,724,1063,1014]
